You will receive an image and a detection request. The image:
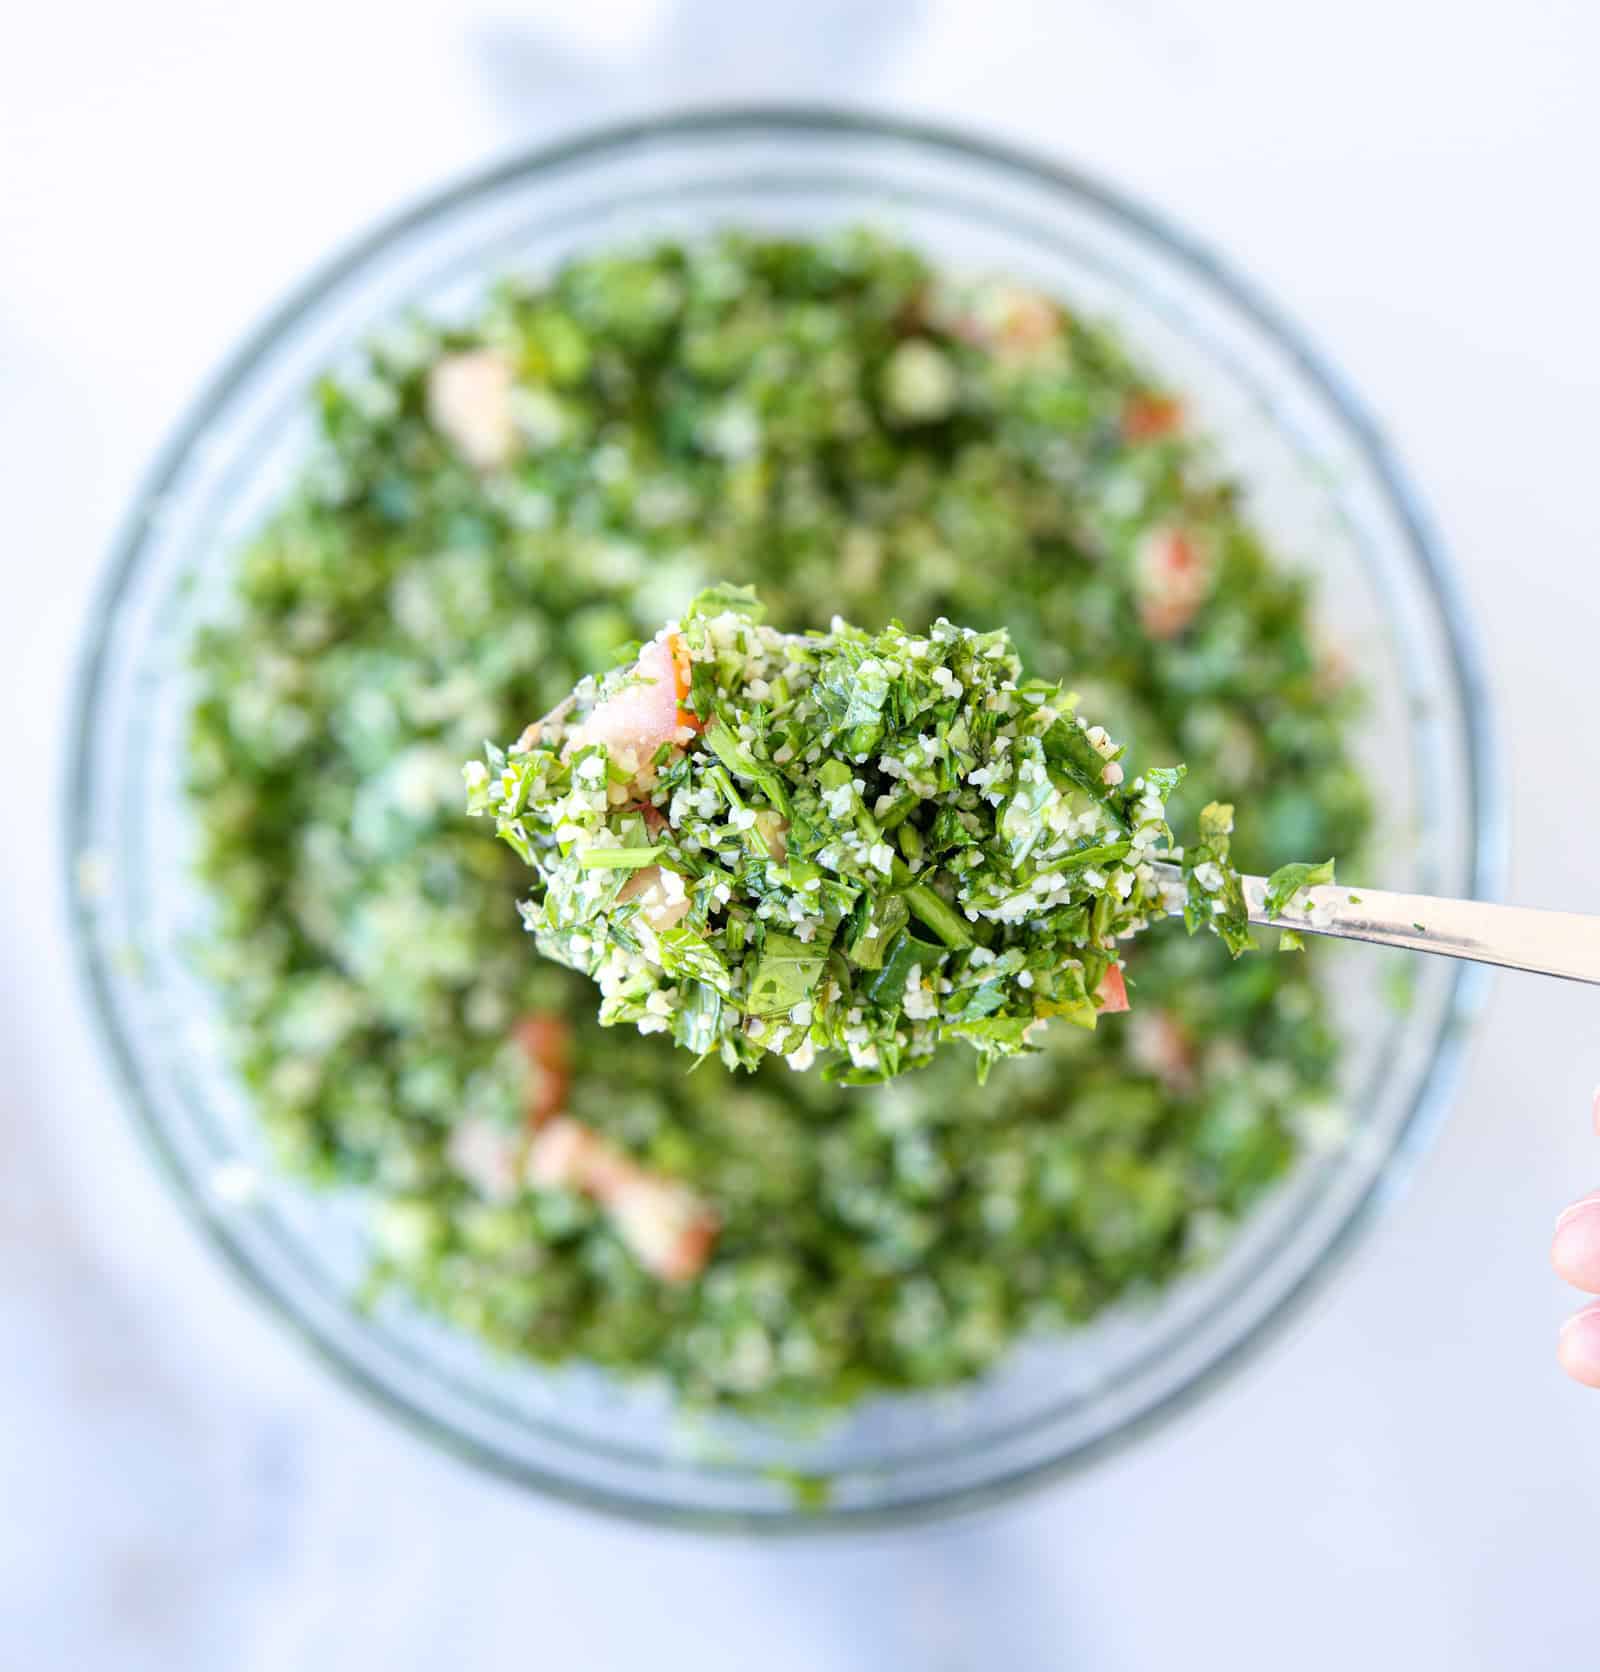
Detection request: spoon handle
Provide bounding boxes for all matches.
[1148,863,1600,986]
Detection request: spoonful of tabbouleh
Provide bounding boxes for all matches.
[466,584,1259,1082]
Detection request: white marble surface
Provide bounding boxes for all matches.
[5,2,1600,1665]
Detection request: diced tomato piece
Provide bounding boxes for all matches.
[606,1174,719,1283]
[425,349,518,471]
[1122,392,1184,442]
[1097,964,1131,1014]
[526,1116,610,1190]
[665,631,700,733]
[565,631,699,766]
[995,291,1060,355]
[1135,527,1212,639]
[1126,1008,1195,1093]
[526,1116,717,1281]
[939,284,1062,360]
[513,1013,572,1126]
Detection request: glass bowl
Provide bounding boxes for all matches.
[66,107,1499,1530]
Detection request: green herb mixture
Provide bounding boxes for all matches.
[472,586,1254,1082]
[188,231,1369,1407]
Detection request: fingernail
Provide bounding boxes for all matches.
[1553,1200,1600,1284]
[1558,1306,1600,1388]
[1554,1191,1600,1234]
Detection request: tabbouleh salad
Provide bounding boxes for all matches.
[187,231,1369,1408]
[471,586,1257,1084]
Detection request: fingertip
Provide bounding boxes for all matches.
[1558,1304,1600,1388]
[1592,1085,1600,1135]
[1552,1198,1600,1289]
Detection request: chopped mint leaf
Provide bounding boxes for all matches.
[745,933,829,1017]
[1263,857,1337,918]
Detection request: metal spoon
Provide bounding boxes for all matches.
[1148,862,1600,986]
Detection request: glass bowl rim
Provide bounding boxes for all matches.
[63,102,1505,1532]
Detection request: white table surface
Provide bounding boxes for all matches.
[5,3,1599,1665]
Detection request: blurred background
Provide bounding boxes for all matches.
[4,1,1599,1665]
